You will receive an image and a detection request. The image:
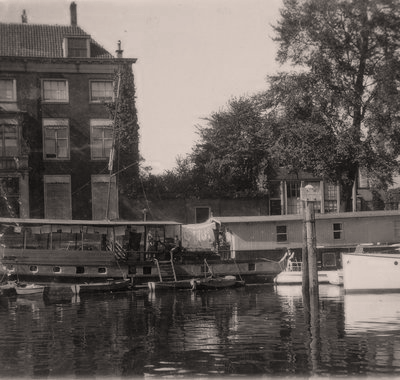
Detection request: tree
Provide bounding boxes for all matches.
[190,97,274,198]
[270,0,400,210]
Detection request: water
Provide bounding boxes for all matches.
[1,284,400,378]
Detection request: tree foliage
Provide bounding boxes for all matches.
[269,0,400,210]
[190,97,274,198]
[106,63,140,198]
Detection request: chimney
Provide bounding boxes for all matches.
[116,40,123,58]
[70,2,77,26]
[21,10,28,23]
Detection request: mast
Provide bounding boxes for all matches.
[106,73,122,220]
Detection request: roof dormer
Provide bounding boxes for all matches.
[63,35,90,58]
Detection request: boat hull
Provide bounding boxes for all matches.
[148,279,195,292]
[70,279,131,294]
[15,284,45,295]
[274,270,331,285]
[193,275,240,290]
[342,252,400,293]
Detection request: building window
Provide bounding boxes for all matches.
[90,81,114,102]
[42,79,68,103]
[324,183,337,213]
[333,223,343,240]
[65,37,89,58]
[90,120,113,160]
[91,175,118,220]
[43,119,69,160]
[0,121,18,157]
[0,177,20,217]
[0,79,16,101]
[276,225,287,242]
[195,207,210,223]
[44,175,72,219]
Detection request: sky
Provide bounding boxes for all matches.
[0,0,284,174]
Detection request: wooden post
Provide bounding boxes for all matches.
[306,202,319,298]
[302,201,310,298]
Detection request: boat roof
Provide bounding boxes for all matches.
[0,217,181,226]
[212,210,400,224]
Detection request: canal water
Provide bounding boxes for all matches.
[0,284,400,378]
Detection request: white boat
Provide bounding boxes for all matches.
[273,260,331,285]
[15,283,45,295]
[342,246,400,292]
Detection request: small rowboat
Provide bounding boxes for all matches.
[15,283,45,295]
[192,275,244,290]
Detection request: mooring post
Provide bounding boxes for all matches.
[302,201,309,297]
[305,202,319,298]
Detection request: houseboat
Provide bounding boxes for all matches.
[0,217,287,286]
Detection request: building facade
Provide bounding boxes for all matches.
[0,3,137,220]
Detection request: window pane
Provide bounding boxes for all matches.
[91,81,113,102]
[43,80,67,101]
[44,124,69,159]
[57,140,68,158]
[92,179,117,220]
[91,125,113,159]
[45,180,71,219]
[0,125,18,156]
[0,79,15,100]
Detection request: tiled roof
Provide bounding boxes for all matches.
[0,23,114,59]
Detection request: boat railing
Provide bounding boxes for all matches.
[287,260,302,272]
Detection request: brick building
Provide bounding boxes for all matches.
[0,3,137,220]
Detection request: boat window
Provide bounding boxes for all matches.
[276,225,288,242]
[98,267,107,274]
[143,266,152,275]
[76,266,85,274]
[52,266,61,273]
[248,263,255,271]
[29,265,38,272]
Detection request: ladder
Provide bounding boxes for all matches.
[154,258,177,282]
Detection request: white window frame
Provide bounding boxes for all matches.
[42,119,70,160]
[333,222,343,240]
[0,79,17,102]
[42,79,69,103]
[90,119,113,160]
[44,175,72,219]
[90,80,114,103]
[63,36,90,58]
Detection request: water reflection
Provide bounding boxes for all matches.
[0,285,400,377]
[345,293,400,333]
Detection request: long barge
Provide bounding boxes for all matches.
[0,217,287,286]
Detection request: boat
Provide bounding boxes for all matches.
[192,275,244,290]
[15,283,45,295]
[342,245,400,293]
[0,217,287,287]
[147,279,197,292]
[70,278,131,294]
[273,258,332,285]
